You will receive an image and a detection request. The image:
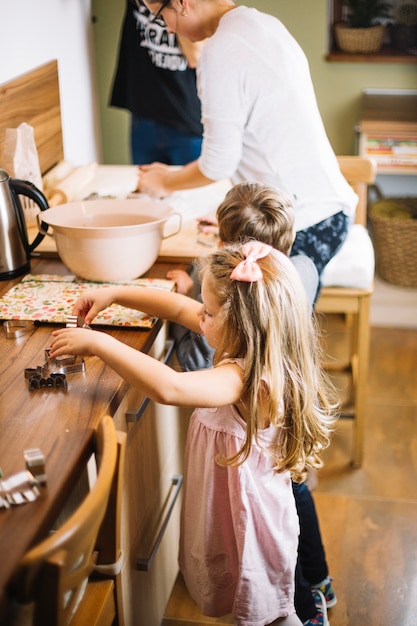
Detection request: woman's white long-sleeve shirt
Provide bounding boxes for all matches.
[197,6,358,231]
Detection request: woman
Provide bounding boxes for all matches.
[138,0,358,280]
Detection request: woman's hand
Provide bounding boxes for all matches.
[138,162,173,197]
[71,288,116,325]
[138,160,214,196]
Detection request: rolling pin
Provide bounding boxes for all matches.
[44,162,98,206]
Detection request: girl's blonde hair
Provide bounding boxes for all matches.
[216,181,295,255]
[198,243,337,482]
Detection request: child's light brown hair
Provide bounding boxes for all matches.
[198,243,337,482]
[216,182,295,255]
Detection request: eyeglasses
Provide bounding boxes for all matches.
[149,0,171,23]
[131,0,170,24]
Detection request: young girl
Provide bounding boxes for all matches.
[50,242,336,626]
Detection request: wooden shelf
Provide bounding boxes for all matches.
[326,46,417,63]
[372,165,417,175]
[360,90,417,129]
[356,90,417,175]
[327,0,417,63]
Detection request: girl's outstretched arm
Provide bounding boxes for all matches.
[72,285,202,333]
[49,328,243,407]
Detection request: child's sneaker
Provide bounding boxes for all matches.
[303,590,330,626]
[312,576,337,608]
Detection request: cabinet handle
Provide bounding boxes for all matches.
[126,339,175,423]
[136,474,183,571]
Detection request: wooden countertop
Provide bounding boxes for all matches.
[0,256,185,614]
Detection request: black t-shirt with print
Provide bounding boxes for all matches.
[110,0,203,137]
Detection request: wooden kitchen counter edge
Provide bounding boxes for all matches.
[0,256,188,614]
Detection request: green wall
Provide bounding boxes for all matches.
[92,0,417,165]
[92,0,128,164]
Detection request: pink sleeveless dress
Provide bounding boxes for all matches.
[178,365,299,626]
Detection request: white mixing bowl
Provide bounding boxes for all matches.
[38,198,181,282]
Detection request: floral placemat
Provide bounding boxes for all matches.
[0,274,175,328]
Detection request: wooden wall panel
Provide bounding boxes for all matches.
[0,60,63,176]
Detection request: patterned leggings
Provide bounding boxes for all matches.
[290,211,349,279]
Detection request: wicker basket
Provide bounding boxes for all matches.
[334,23,385,53]
[368,187,417,288]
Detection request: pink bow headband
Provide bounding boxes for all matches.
[230,241,273,282]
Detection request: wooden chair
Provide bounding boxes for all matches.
[8,415,126,626]
[315,156,377,468]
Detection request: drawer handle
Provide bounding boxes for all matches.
[126,339,175,423]
[136,474,183,572]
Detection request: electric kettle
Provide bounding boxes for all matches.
[0,168,49,280]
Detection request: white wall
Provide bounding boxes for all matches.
[0,0,100,165]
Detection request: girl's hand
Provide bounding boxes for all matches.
[166,269,194,296]
[49,327,102,359]
[72,288,115,325]
[197,214,218,235]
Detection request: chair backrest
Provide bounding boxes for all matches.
[9,415,118,626]
[337,156,377,226]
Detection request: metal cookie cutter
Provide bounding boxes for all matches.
[25,371,68,392]
[44,349,86,375]
[3,320,35,339]
[66,315,91,330]
[0,470,41,509]
[24,448,47,485]
[24,350,85,392]
[22,315,87,391]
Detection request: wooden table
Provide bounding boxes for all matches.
[0,256,185,616]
